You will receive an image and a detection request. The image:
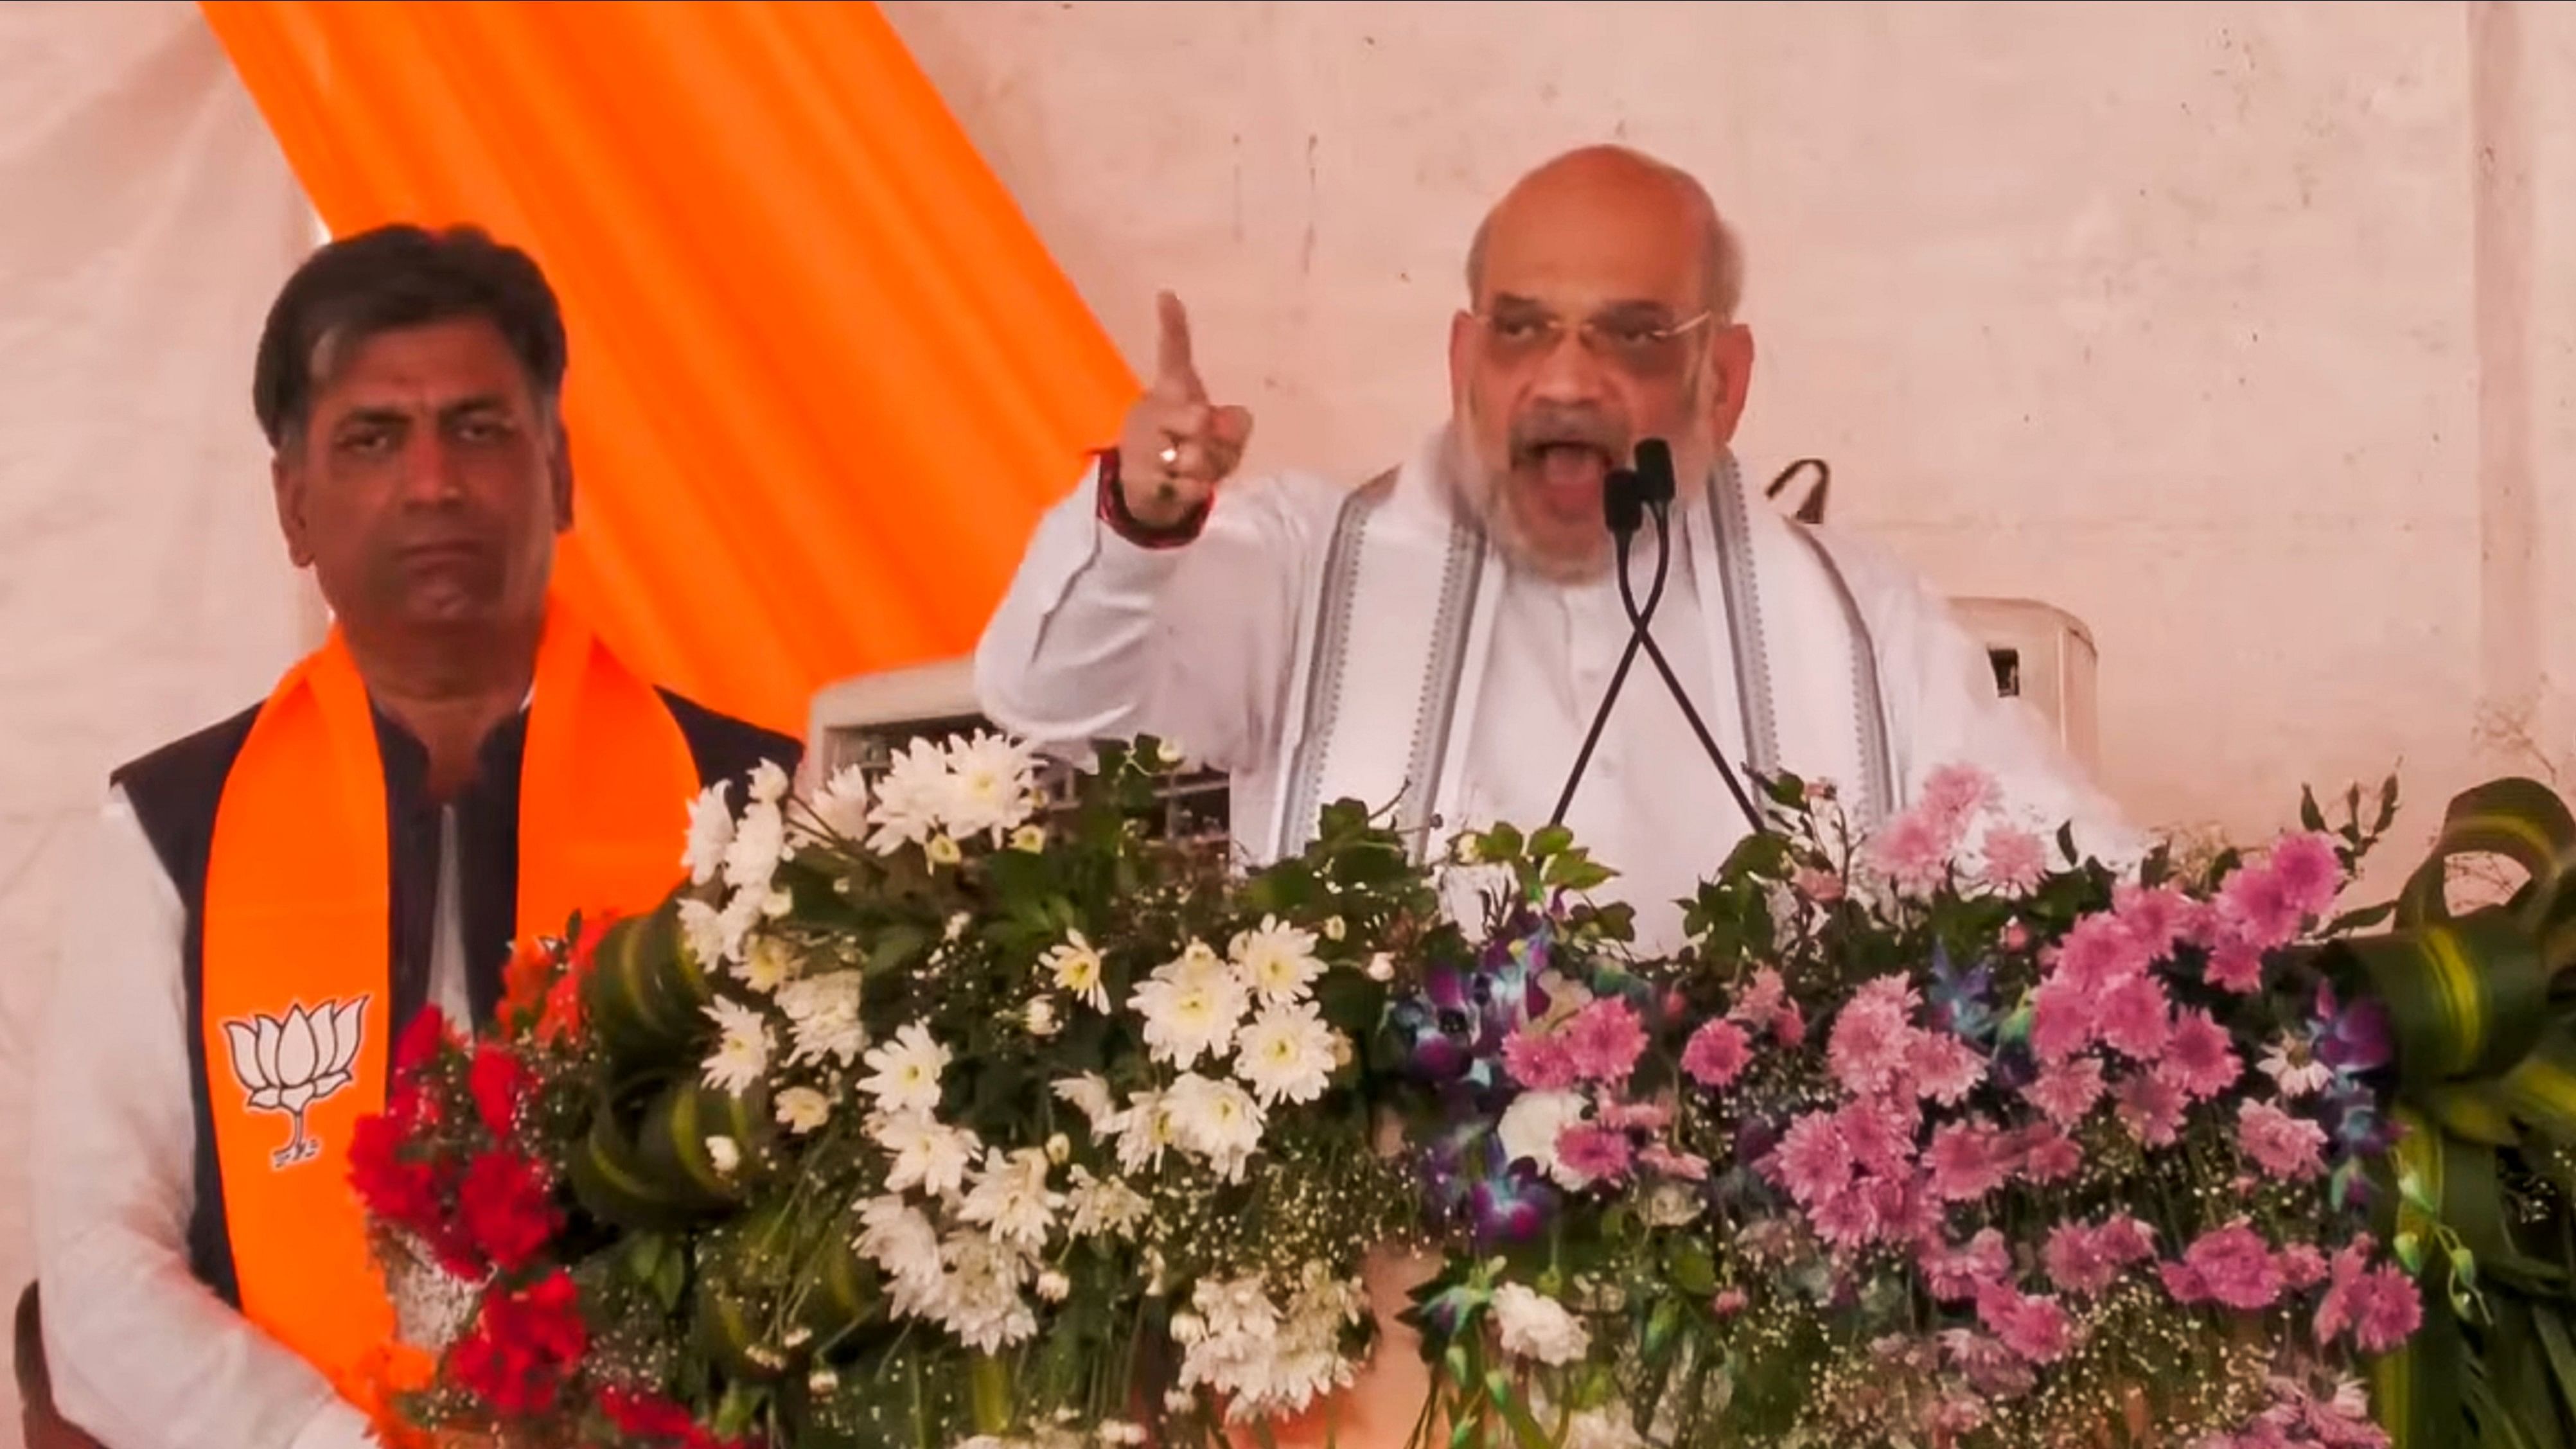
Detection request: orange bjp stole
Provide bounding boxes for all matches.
[198,597,698,1421]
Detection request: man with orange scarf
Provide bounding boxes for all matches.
[30,225,800,1448]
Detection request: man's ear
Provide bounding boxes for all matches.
[550,422,575,532]
[272,452,314,568]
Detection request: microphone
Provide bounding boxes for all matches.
[1547,439,1769,835]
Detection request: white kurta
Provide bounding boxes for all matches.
[975,429,2133,954]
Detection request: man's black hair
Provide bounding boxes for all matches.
[252,223,568,448]
[15,1280,46,1407]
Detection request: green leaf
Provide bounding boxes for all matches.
[2304,786,2329,834]
[1529,824,1574,859]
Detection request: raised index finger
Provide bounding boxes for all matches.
[1154,290,1205,401]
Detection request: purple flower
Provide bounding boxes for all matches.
[2311,983,2392,1077]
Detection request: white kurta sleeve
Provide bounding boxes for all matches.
[1815,527,2146,868]
[973,461,1341,777]
[33,789,381,1449]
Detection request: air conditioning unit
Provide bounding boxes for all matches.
[804,658,1233,847]
[1947,597,2100,773]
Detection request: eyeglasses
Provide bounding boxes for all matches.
[1465,305,1715,377]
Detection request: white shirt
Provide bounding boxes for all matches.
[975,453,2133,954]
[30,787,477,1449]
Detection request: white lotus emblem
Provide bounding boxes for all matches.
[223,997,370,1169]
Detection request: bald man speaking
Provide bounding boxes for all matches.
[976,145,2130,952]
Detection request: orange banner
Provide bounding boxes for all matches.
[200,0,1135,735]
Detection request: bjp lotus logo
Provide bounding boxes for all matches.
[223,997,369,1169]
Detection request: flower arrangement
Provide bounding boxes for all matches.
[353,736,1451,1449]
[352,726,2525,1449]
[1385,767,2422,1448]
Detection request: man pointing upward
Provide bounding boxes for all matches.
[977,144,2130,952]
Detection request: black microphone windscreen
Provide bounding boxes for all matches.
[1633,438,1677,504]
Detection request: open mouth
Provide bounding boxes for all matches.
[1516,441,1616,518]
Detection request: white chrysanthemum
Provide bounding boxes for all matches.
[1231,1001,1338,1107]
[748,759,790,805]
[724,799,786,895]
[935,1231,1039,1351]
[1162,939,1230,990]
[683,782,734,886]
[1163,1072,1266,1182]
[1023,997,1062,1039]
[1497,1089,1592,1190]
[1174,1266,1368,1421]
[705,1135,741,1176]
[806,764,872,844]
[856,1195,946,1316]
[943,732,1041,842]
[868,739,957,855]
[873,1112,980,1201]
[774,1086,831,1134]
[1111,1087,1174,1177]
[777,970,866,1068]
[739,933,799,994]
[959,1147,1061,1250]
[1044,931,1109,1013]
[700,997,772,1095]
[680,890,763,969]
[860,1021,951,1116]
[1130,966,1251,1071]
[1066,1166,1151,1239]
[1052,1073,1116,1130]
[1230,917,1324,1005]
[1492,1283,1589,1365]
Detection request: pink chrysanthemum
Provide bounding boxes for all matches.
[1835,1096,1920,1175]
[2237,1099,2329,1181]
[1639,1143,1709,1181]
[2160,1008,2241,1100]
[1555,1123,1635,1184]
[1828,997,1919,1098]
[2180,1222,2288,1311]
[2277,1242,2331,1290]
[1772,1001,1808,1046]
[1681,1018,1752,1090]
[2205,936,2266,994]
[2268,832,2343,919]
[1869,809,1952,893]
[2115,1070,2187,1147]
[1501,1027,1579,1091]
[1562,998,1648,1084]
[1919,1228,2012,1303]
[1729,968,1788,1030]
[1909,1032,1988,1106]
[2024,1054,2107,1127]
[2219,859,2306,951]
[1926,1119,2015,1204]
[1594,1097,1671,1133]
[2014,1124,2085,1184]
[1808,1183,1882,1249]
[2094,1214,2158,1266]
[1767,1111,1855,1204]
[2094,974,2173,1062]
[1978,825,2048,894]
[1975,1282,2074,1364]
[2055,913,2151,994]
[2345,1265,2424,1352]
[2028,978,2098,1064]
[2112,882,2192,961]
[1922,763,1998,829]
[2043,1222,2118,1295]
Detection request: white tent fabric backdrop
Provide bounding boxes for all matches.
[0,3,317,1436]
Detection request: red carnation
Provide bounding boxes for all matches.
[449,1270,587,1417]
[396,1006,455,1075]
[458,1150,560,1272]
[469,1043,535,1136]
